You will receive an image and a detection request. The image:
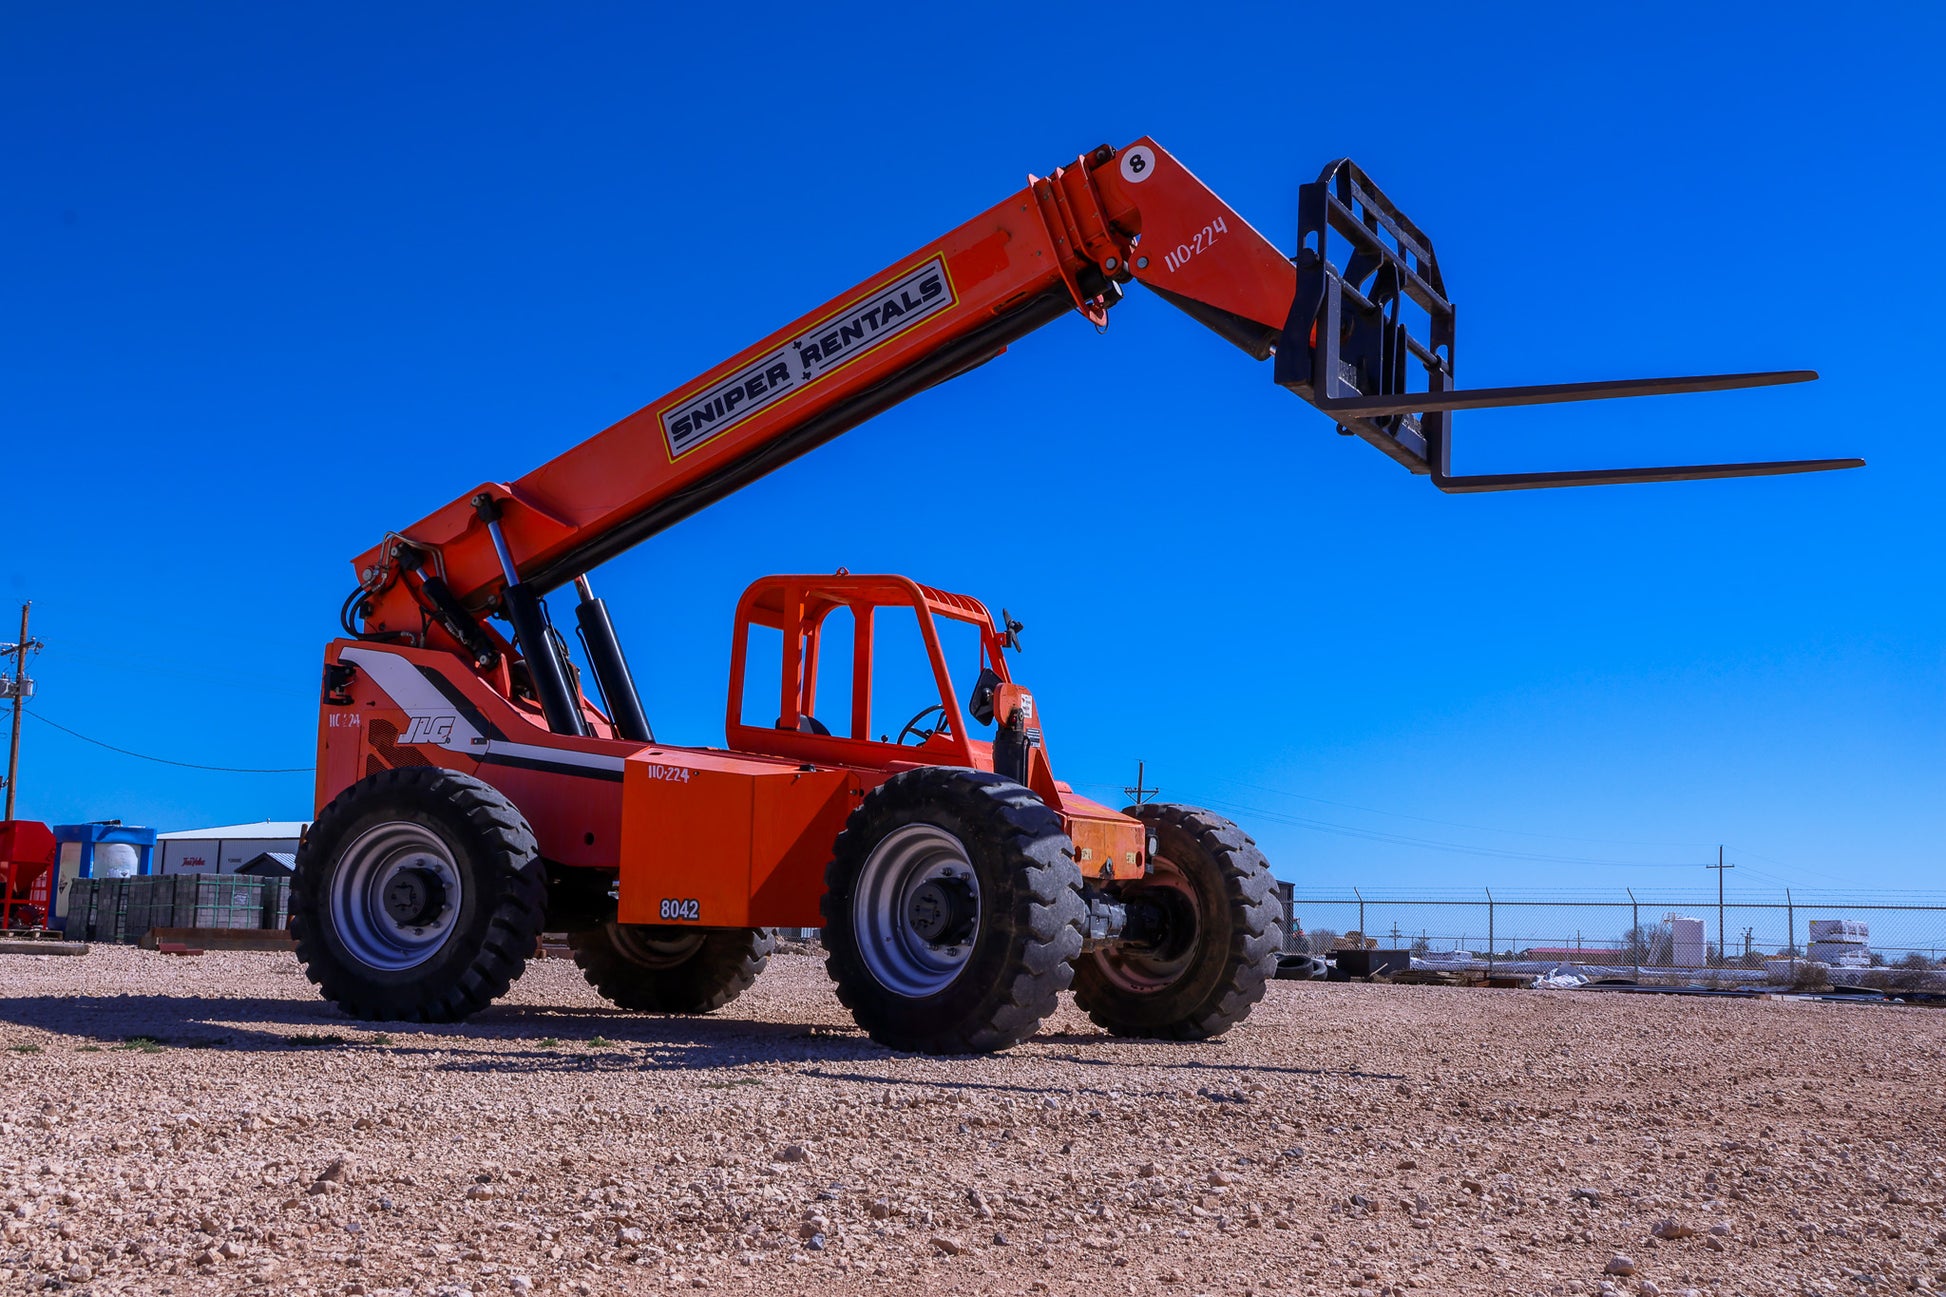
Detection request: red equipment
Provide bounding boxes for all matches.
[0,820,57,932]
[295,141,1856,1052]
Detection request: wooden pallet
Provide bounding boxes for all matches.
[137,927,297,953]
[1386,967,1537,989]
[0,938,89,956]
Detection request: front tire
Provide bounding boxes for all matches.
[292,767,547,1023]
[569,922,773,1014]
[821,768,1085,1054]
[1072,803,1280,1040]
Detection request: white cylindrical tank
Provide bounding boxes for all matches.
[94,843,140,879]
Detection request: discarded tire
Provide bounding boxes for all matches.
[1275,952,1329,981]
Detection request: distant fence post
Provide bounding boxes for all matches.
[1628,887,1640,978]
[1786,888,1795,974]
[1486,888,1495,978]
[1354,886,1365,939]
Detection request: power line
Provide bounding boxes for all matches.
[1720,845,1861,890]
[1072,780,1712,869]
[1205,773,1716,850]
[26,711,313,774]
[1082,773,1886,887]
[1198,795,1712,868]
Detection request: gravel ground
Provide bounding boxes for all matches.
[2,946,1943,1297]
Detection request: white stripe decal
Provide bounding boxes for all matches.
[484,741,626,774]
[342,646,626,774]
[340,646,483,756]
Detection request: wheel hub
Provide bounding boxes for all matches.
[1089,859,1202,994]
[852,824,983,998]
[907,875,976,946]
[327,821,465,972]
[382,868,446,926]
[609,923,708,969]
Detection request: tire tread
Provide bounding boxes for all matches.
[821,768,1084,1054]
[569,926,774,1014]
[291,766,547,1024]
[1072,803,1281,1041]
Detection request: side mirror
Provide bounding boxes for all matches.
[968,667,1001,727]
[1000,609,1025,653]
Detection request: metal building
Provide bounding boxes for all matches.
[155,821,307,875]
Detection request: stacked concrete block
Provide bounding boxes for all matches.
[1807,918,1870,968]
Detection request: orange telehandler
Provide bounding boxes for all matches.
[295,140,1858,1053]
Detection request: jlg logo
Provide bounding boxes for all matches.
[402,715,457,745]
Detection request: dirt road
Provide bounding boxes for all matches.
[2,946,1941,1296]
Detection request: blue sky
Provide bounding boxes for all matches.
[3,1,1939,896]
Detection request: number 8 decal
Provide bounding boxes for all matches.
[1119,145,1156,184]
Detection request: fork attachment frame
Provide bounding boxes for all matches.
[1271,160,1861,492]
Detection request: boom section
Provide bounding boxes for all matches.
[352,139,1293,641]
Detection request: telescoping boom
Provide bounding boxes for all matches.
[343,139,1857,732]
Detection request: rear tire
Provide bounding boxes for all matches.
[821,768,1085,1054]
[1072,803,1280,1040]
[293,767,547,1023]
[569,922,773,1014]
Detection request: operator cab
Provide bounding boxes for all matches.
[726,573,1017,775]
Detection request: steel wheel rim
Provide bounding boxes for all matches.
[1093,856,1201,994]
[854,823,981,998]
[610,923,706,968]
[328,821,464,972]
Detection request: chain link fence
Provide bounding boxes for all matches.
[1275,883,1946,986]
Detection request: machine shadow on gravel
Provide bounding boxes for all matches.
[1027,1046,1406,1082]
[0,991,1408,1078]
[0,992,885,1065]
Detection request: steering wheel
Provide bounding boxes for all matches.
[895,703,948,746]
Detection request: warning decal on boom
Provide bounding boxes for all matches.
[660,257,958,458]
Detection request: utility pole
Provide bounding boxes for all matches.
[2,602,43,821]
[1122,760,1158,807]
[1705,846,1734,969]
